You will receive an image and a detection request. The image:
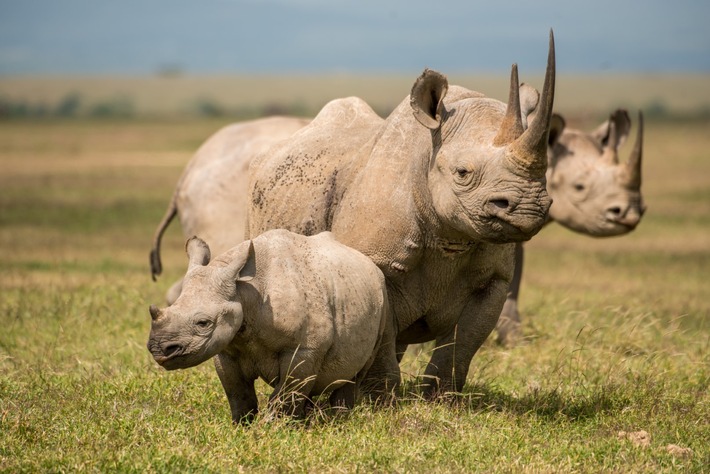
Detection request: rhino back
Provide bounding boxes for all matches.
[178,116,309,256]
[248,98,383,238]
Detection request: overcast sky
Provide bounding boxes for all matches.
[1,0,708,75]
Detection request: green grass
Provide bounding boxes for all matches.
[0,117,708,472]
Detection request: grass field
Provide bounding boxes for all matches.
[0,106,708,471]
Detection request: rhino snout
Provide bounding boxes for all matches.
[604,200,645,229]
[147,336,185,367]
[483,191,552,240]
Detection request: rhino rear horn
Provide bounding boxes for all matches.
[493,64,524,146]
[507,29,556,178]
[410,69,449,129]
[621,111,643,190]
[185,236,211,269]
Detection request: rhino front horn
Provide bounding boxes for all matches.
[508,29,556,178]
[149,304,161,321]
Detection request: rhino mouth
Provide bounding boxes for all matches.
[149,341,190,370]
[483,214,546,242]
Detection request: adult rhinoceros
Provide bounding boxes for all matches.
[496,109,645,345]
[243,33,557,396]
[150,116,310,303]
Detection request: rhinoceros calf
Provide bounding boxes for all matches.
[147,229,389,422]
[496,109,645,345]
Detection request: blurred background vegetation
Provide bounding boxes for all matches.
[2,73,709,122]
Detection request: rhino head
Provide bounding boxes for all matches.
[147,237,255,370]
[546,109,645,236]
[411,32,556,244]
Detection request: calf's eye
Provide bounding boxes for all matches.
[195,319,211,328]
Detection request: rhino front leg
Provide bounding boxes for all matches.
[496,242,524,346]
[422,279,509,398]
[214,353,259,424]
[269,349,319,418]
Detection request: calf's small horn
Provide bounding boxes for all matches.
[149,304,160,321]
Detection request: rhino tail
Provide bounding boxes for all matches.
[150,193,178,281]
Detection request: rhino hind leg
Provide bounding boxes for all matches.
[496,242,525,347]
[360,340,401,404]
[496,296,522,347]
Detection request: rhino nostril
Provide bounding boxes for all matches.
[489,199,510,210]
[163,344,182,358]
[608,206,622,217]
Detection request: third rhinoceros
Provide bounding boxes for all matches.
[496,108,645,344]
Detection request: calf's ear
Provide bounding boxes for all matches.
[410,68,448,129]
[223,240,256,283]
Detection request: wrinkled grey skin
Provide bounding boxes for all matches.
[496,109,645,345]
[147,230,389,422]
[149,116,310,304]
[246,33,557,397]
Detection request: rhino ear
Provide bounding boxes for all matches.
[223,240,256,283]
[185,236,211,269]
[607,109,631,148]
[592,109,631,149]
[548,113,565,147]
[410,68,448,130]
[519,82,540,129]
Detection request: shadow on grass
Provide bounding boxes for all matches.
[449,381,630,421]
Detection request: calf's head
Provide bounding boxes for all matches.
[147,237,255,370]
[412,32,556,243]
[546,109,645,236]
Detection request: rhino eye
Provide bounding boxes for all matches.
[195,319,211,329]
[574,183,585,192]
[455,167,470,178]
